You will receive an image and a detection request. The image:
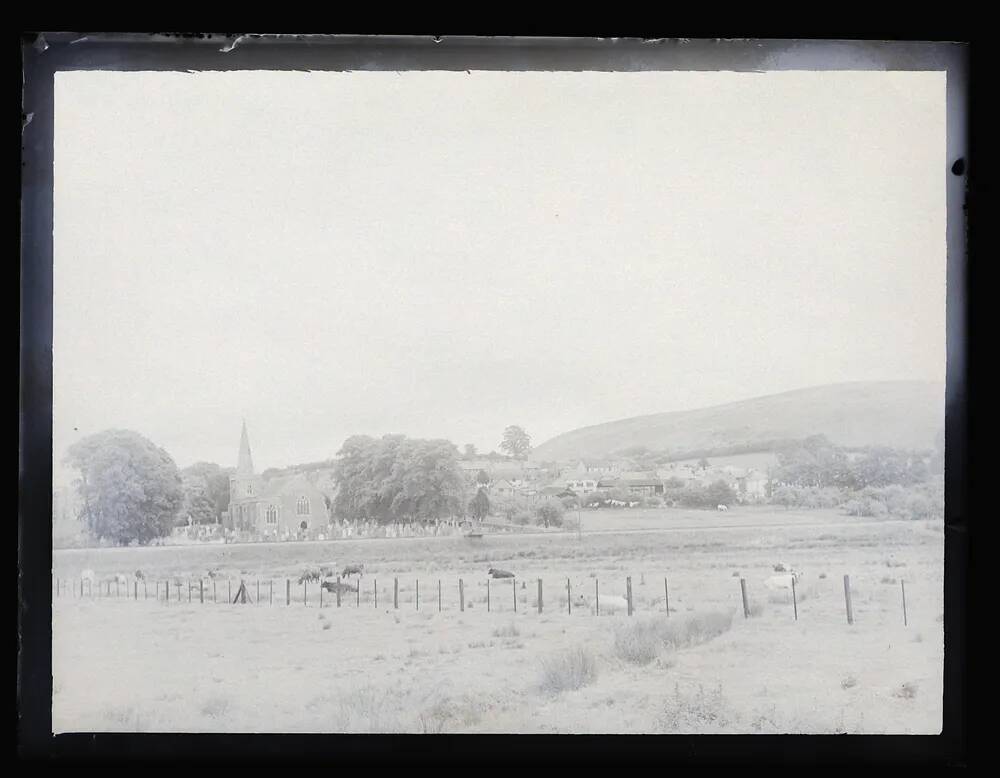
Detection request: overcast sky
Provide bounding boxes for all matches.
[52,69,946,482]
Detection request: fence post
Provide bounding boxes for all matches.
[357,582,360,607]
[270,580,273,605]
[229,579,232,603]
[165,580,169,603]
[901,580,908,626]
[537,579,543,614]
[116,579,120,598]
[513,578,517,612]
[286,579,290,606]
[144,581,148,600]
[740,578,750,619]
[416,580,419,611]
[664,578,670,616]
[336,582,341,608]
[438,580,442,612]
[394,578,399,610]
[791,576,798,621]
[459,579,464,612]
[320,581,323,608]
[200,579,204,604]
[135,581,138,601]
[304,580,308,606]
[257,579,260,605]
[567,578,572,614]
[843,575,854,625]
[487,579,490,612]
[213,580,217,603]
[595,578,600,616]
[627,576,633,616]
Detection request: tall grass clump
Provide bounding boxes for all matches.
[539,646,599,695]
[614,610,734,665]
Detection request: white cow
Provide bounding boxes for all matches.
[763,572,801,591]
[717,504,729,512]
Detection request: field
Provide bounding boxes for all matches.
[51,507,944,734]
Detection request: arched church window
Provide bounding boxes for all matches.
[296,496,310,515]
[265,505,278,524]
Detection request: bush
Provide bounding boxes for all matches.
[539,646,599,695]
[534,497,565,528]
[613,611,734,665]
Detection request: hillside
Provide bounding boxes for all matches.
[531,381,945,462]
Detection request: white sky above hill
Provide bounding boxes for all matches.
[52,69,946,483]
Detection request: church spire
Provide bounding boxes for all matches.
[237,419,255,476]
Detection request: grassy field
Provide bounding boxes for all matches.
[51,509,944,733]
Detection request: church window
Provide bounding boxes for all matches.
[266,505,278,524]
[296,496,310,515]
[247,482,253,496]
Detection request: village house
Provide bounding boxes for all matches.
[224,421,330,540]
[597,471,665,497]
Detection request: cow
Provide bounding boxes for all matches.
[488,567,515,579]
[717,504,729,512]
[340,564,365,580]
[298,568,322,585]
[207,569,220,579]
[134,569,145,581]
[763,571,801,591]
[321,579,357,595]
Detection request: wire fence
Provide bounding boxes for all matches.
[52,570,919,626]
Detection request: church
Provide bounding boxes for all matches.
[225,421,331,540]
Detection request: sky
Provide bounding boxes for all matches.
[52,69,946,484]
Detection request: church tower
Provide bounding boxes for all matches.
[229,420,262,530]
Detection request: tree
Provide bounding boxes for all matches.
[64,429,184,545]
[180,461,231,523]
[476,469,491,487]
[463,443,477,459]
[534,497,565,527]
[332,434,466,523]
[468,487,490,520]
[500,425,532,460]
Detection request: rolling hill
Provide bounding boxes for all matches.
[531,381,945,462]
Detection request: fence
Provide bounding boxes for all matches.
[51,571,916,626]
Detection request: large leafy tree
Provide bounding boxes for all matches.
[500,425,532,460]
[180,461,232,523]
[468,487,490,521]
[332,435,465,523]
[64,429,184,545]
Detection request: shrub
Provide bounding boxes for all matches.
[493,623,520,638]
[539,646,599,694]
[614,611,734,665]
[534,497,565,528]
[613,621,663,665]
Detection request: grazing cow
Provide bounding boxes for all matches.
[321,579,357,595]
[717,504,728,512]
[773,563,787,573]
[207,569,219,579]
[488,567,515,579]
[298,569,322,585]
[134,569,145,581]
[340,564,365,580]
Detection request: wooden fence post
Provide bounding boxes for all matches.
[165,580,169,603]
[487,579,490,612]
[567,578,572,614]
[286,579,290,606]
[664,578,670,616]
[901,580,908,626]
[213,580,217,603]
[200,579,204,604]
[791,577,798,621]
[843,575,854,625]
[135,581,138,600]
[459,579,464,612]
[394,577,399,609]
[627,576,633,616]
[416,580,419,611]
[512,578,517,612]
[256,579,260,605]
[304,580,308,606]
[320,581,324,608]
[595,578,600,616]
[228,579,232,604]
[357,582,360,607]
[438,580,442,612]
[740,578,750,619]
[374,579,378,608]
[144,581,148,600]
[336,583,341,608]
[116,579,120,598]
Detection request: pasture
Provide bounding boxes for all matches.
[51,510,944,733]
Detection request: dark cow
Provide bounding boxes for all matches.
[340,564,365,579]
[488,567,515,579]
